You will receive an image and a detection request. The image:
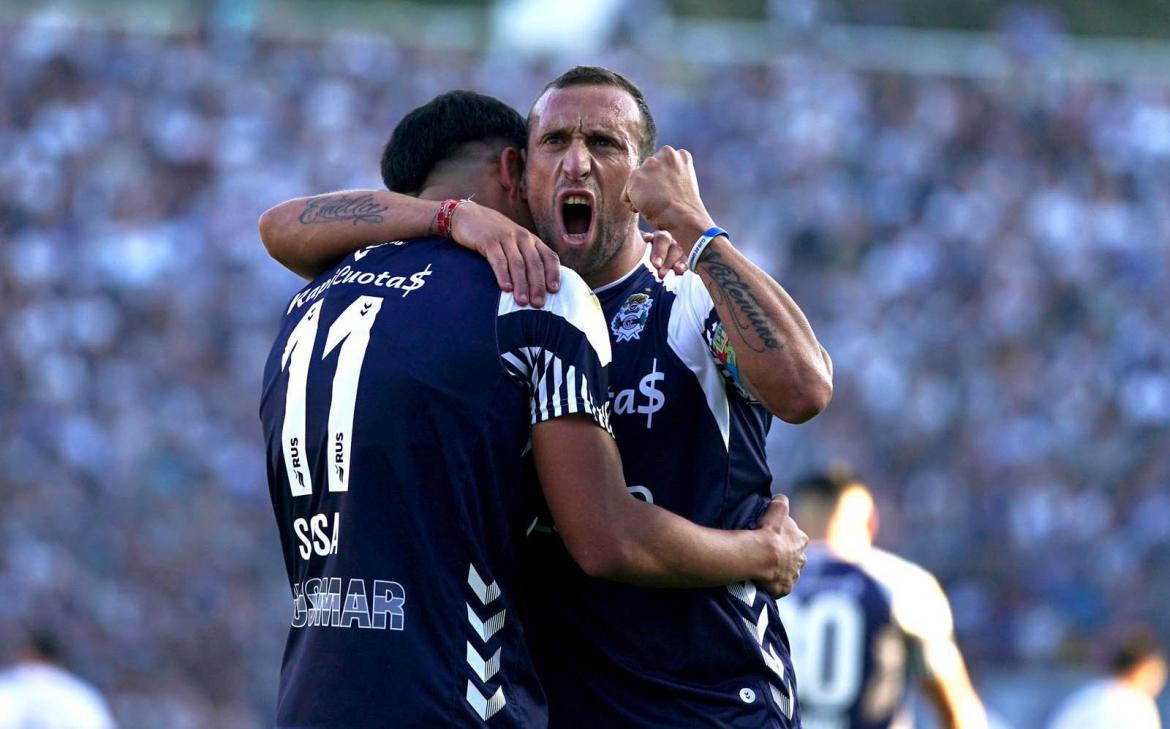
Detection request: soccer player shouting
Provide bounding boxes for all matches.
[259,90,806,729]
[261,68,833,728]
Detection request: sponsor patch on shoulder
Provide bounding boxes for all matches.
[611,293,654,342]
[706,319,754,400]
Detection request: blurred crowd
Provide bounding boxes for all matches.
[1,8,1168,727]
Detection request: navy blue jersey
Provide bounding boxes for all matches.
[778,545,959,729]
[259,238,612,729]
[522,257,799,728]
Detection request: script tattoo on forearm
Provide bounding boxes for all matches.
[298,194,387,225]
[698,250,781,352]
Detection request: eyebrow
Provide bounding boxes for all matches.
[541,123,626,144]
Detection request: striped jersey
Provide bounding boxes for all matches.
[522,255,800,728]
[778,544,960,729]
[259,238,611,728]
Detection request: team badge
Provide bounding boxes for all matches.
[611,293,654,342]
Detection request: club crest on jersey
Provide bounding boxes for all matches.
[611,293,654,342]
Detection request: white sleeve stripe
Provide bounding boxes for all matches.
[542,352,554,422]
[537,352,550,423]
[505,347,608,431]
[551,360,563,418]
[565,365,578,414]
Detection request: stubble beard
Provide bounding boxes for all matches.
[534,208,623,283]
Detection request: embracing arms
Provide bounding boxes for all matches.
[259,190,686,308]
[259,190,561,305]
[533,415,806,595]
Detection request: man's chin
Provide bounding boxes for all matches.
[538,223,602,276]
[553,246,592,275]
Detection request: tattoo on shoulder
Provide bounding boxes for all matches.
[697,250,781,352]
[298,194,387,225]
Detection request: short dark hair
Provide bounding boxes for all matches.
[24,625,64,664]
[532,66,657,161]
[380,90,527,194]
[1110,625,1166,676]
[792,467,862,506]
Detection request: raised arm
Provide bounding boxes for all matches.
[532,415,806,594]
[623,147,833,423]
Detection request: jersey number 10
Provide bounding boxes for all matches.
[780,592,865,709]
[280,296,383,497]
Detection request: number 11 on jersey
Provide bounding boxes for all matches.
[280,296,384,497]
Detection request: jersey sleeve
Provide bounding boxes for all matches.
[886,558,961,682]
[664,271,757,403]
[497,267,613,434]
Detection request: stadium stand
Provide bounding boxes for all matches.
[1,4,1167,726]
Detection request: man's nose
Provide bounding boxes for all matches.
[561,139,591,181]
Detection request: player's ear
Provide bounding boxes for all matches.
[868,504,880,542]
[518,148,528,200]
[499,147,524,201]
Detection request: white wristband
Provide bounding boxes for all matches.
[688,226,728,270]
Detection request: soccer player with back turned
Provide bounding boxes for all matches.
[782,471,989,729]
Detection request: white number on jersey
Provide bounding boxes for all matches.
[280,296,384,497]
[779,592,865,710]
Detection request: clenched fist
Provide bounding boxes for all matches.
[621,146,717,242]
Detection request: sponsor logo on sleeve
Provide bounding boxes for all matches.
[706,320,754,401]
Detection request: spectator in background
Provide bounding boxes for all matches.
[780,469,988,729]
[0,627,117,729]
[1047,626,1166,729]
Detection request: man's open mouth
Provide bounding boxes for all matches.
[557,191,595,246]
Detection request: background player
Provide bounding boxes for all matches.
[260,66,832,728]
[781,470,988,729]
[260,89,807,728]
[1047,626,1166,729]
[0,626,117,729]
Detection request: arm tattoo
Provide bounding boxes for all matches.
[697,250,781,352]
[298,194,387,225]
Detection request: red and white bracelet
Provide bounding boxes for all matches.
[434,198,467,238]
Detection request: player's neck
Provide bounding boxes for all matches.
[826,532,872,561]
[582,228,647,289]
[417,184,475,202]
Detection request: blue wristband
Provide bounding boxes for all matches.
[688,227,729,270]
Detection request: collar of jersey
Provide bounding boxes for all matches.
[591,248,655,295]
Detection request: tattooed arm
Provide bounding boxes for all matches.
[258,190,435,279]
[623,147,832,423]
[687,239,832,422]
[259,190,564,306]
